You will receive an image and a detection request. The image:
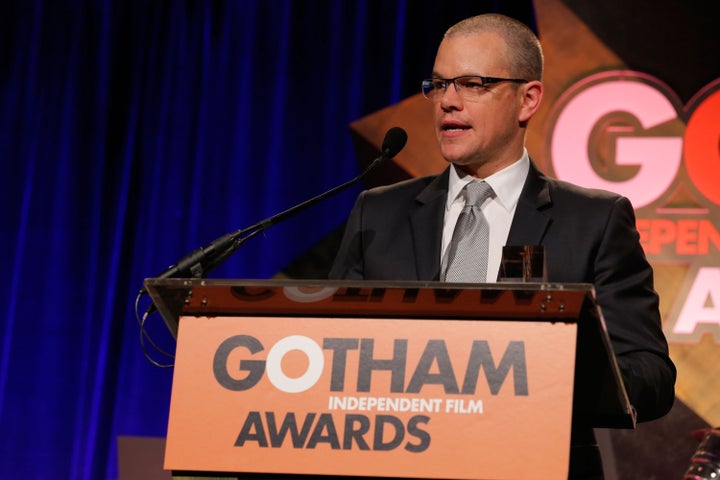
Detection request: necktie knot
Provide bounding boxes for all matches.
[464,181,493,207]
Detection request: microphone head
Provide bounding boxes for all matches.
[381,127,408,158]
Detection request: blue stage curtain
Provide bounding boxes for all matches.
[0,1,534,478]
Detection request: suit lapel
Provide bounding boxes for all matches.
[404,163,551,279]
[506,161,553,246]
[410,169,450,280]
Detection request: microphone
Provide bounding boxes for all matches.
[142,126,408,289]
[381,126,408,157]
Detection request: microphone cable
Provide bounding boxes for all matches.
[134,291,175,368]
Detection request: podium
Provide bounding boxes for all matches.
[144,279,635,480]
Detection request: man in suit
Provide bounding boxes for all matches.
[330,13,676,479]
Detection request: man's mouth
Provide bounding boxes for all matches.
[441,122,470,132]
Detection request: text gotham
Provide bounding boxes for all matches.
[214,335,528,452]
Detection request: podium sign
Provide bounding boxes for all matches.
[145,280,635,479]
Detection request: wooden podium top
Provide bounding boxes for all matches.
[145,279,595,337]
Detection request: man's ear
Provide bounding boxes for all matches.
[518,80,543,123]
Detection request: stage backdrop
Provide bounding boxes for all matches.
[347,0,719,478]
[0,1,535,479]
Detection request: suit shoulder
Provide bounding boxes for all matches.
[545,176,627,205]
[363,174,440,199]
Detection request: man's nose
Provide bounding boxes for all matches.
[440,83,464,110]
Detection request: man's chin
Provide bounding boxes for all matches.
[439,146,469,165]
[442,154,473,167]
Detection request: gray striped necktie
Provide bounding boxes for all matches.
[442,181,494,282]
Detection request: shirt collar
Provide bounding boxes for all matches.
[445,149,530,212]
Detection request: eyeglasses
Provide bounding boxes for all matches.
[421,75,528,101]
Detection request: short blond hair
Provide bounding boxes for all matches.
[445,13,543,82]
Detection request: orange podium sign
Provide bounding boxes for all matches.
[144,280,635,480]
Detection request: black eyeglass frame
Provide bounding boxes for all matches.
[421,75,529,100]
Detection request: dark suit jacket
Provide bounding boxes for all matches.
[330,162,676,478]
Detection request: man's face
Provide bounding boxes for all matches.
[431,32,529,177]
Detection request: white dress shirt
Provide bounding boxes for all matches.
[440,151,530,282]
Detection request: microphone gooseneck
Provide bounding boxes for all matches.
[143,126,408,289]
